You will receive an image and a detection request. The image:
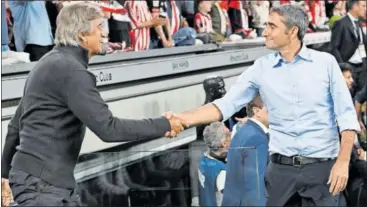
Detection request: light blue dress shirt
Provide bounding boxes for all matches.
[8,1,53,52]
[213,44,360,158]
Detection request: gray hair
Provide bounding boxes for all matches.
[270,5,309,41]
[203,122,227,151]
[55,3,104,46]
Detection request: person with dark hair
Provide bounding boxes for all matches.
[330,0,367,93]
[222,94,269,206]
[337,62,367,207]
[167,4,360,206]
[339,62,355,93]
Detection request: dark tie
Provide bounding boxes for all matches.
[266,133,270,139]
[354,21,361,42]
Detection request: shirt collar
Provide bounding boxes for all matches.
[249,118,268,134]
[347,12,358,22]
[272,43,312,68]
[55,45,89,68]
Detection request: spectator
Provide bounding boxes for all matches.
[332,0,347,17]
[106,1,134,52]
[328,0,347,29]
[271,0,296,7]
[194,0,214,34]
[330,0,367,93]
[198,122,231,207]
[227,0,256,39]
[210,0,231,41]
[194,0,216,43]
[339,63,355,94]
[304,0,329,31]
[8,1,54,61]
[175,0,195,28]
[124,0,166,51]
[1,1,10,52]
[250,0,270,37]
[149,0,196,48]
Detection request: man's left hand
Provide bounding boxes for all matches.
[327,160,349,196]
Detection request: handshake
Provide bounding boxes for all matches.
[163,112,190,138]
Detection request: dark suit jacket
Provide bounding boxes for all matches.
[330,16,367,64]
[222,120,269,206]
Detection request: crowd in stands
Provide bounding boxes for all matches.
[2,0,366,62]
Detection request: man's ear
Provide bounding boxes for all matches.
[78,32,87,43]
[291,26,299,39]
[221,139,227,147]
[254,107,261,117]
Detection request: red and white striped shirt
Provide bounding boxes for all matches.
[194,12,213,33]
[271,0,296,7]
[125,0,152,51]
[228,0,249,32]
[152,0,181,35]
[304,0,326,26]
[169,0,180,35]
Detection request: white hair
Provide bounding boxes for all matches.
[203,122,227,151]
[55,3,104,46]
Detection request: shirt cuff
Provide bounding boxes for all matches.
[337,113,361,133]
[212,98,233,122]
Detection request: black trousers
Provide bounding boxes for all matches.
[346,159,367,207]
[8,168,82,206]
[350,60,366,94]
[24,44,53,62]
[266,159,346,206]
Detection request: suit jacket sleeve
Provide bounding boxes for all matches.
[330,20,344,63]
[63,69,171,143]
[1,99,22,178]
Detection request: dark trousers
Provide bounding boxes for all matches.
[8,168,82,206]
[24,44,53,62]
[346,160,367,207]
[266,159,346,206]
[350,60,366,94]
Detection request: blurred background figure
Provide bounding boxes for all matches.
[8,1,54,61]
[198,122,231,207]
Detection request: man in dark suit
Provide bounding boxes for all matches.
[330,0,367,92]
[222,95,269,206]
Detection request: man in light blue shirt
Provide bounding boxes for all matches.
[8,1,53,61]
[165,4,361,206]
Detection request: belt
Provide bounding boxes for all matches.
[348,62,363,68]
[270,153,336,167]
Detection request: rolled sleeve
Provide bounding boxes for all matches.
[212,62,260,121]
[329,56,360,133]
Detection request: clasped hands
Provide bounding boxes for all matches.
[163,112,189,138]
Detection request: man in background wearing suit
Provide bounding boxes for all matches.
[330,0,367,92]
[222,95,269,206]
